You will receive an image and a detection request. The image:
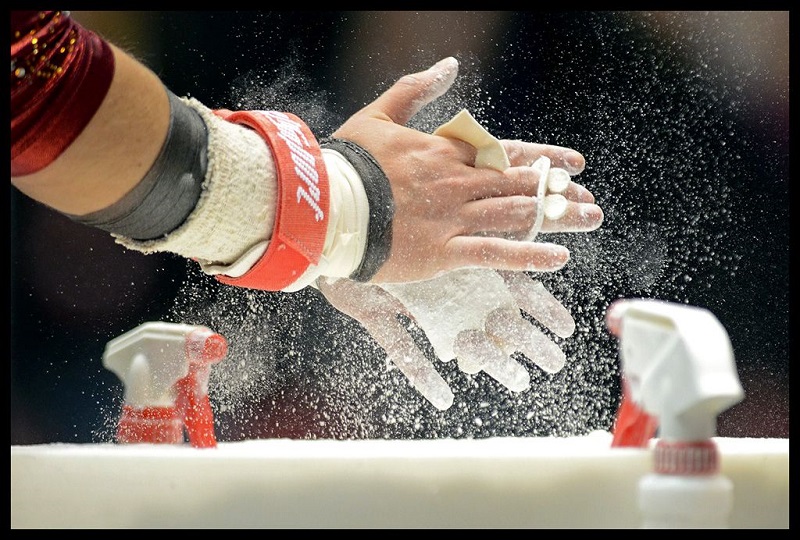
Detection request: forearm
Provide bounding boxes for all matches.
[117,98,279,271]
[12,38,170,216]
[10,13,282,277]
[10,11,369,291]
[11,13,270,268]
[11,11,602,293]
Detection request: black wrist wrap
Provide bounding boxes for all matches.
[320,138,394,282]
[68,90,208,240]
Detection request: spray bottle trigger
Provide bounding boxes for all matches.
[178,329,228,448]
[611,380,659,448]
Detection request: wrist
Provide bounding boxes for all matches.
[212,109,330,291]
[282,148,370,291]
[115,98,278,268]
[320,138,394,283]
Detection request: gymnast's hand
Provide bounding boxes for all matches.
[331,57,602,284]
[321,105,602,409]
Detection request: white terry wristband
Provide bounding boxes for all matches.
[115,100,373,293]
[114,98,278,269]
[282,149,370,292]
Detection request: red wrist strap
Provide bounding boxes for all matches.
[212,110,330,291]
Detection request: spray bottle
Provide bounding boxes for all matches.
[103,322,228,448]
[606,299,744,528]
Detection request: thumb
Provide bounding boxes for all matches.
[367,57,459,125]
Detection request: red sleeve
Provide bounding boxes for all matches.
[11,10,115,176]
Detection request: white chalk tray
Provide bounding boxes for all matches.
[11,432,788,528]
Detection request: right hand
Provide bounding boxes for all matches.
[319,270,575,410]
[331,57,602,284]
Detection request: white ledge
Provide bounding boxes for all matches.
[11,432,789,528]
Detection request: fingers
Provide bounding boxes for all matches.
[445,235,570,272]
[453,329,491,374]
[499,273,576,338]
[453,163,600,227]
[366,312,455,411]
[459,196,537,236]
[452,195,601,256]
[319,277,454,410]
[456,166,533,200]
[363,57,459,126]
[559,179,596,204]
[502,139,586,174]
[540,198,604,233]
[459,164,602,234]
[528,163,604,232]
[452,305,568,391]
[502,162,597,204]
[318,277,413,321]
[485,307,568,374]
[481,354,532,392]
[385,332,455,411]
[453,328,530,392]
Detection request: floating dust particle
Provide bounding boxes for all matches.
[501,12,766,434]
[92,383,124,443]
[228,53,340,135]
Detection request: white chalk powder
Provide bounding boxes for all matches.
[160,13,769,442]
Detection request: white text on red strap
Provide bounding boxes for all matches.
[260,111,325,222]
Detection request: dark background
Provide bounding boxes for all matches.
[11,11,789,444]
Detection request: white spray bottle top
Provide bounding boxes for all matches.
[103,322,228,448]
[606,299,744,528]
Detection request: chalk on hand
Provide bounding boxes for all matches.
[547,168,571,194]
[544,194,568,220]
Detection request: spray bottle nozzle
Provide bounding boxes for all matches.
[607,299,744,447]
[103,322,228,448]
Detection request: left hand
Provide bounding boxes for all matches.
[332,57,603,283]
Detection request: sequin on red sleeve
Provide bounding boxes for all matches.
[11,11,115,176]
